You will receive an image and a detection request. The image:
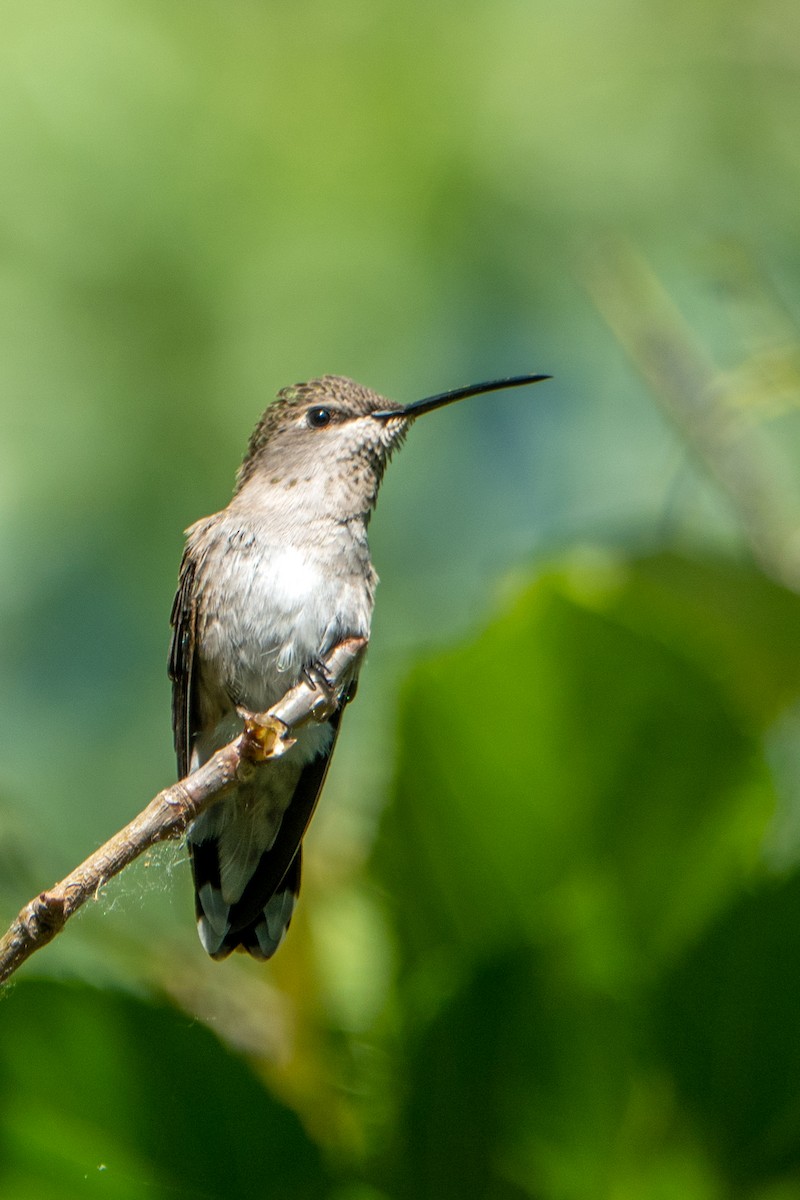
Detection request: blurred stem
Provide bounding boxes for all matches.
[0,636,366,985]
[583,239,800,591]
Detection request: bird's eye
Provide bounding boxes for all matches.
[306,406,332,429]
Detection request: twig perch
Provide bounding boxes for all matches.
[0,636,366,986]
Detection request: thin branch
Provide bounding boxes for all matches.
[0,636,367,985]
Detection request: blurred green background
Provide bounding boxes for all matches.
[2,0,800,1196]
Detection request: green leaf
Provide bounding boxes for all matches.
[375,552,800,1198]
[377,555,782,986]
[388,947,630,1200]
[0,980,333,1200]
[657,872,800,1187]
[577,552,800,730]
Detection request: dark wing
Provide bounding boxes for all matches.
[191,688,356,958]
[168,548,198,779]
[225,701,347,935]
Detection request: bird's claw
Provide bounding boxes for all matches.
[303,659,341,721]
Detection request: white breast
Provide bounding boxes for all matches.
[197,522,371,715]
[268,545,323,609]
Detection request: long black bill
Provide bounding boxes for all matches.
[372,373,551,420]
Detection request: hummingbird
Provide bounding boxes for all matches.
[169,372,548,959]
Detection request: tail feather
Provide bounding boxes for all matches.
[192,843,302,961]
[245,860,300,960]
[188,705,347,960]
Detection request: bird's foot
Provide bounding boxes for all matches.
[302,659,342,722]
